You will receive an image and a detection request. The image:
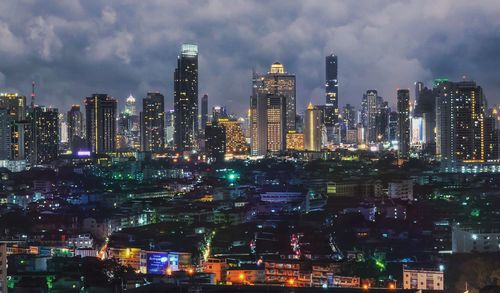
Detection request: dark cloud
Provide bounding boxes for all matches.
[1,0,500,116]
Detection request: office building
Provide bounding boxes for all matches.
[365,90,378,143]
[141,92,165,152]
[304,103,322,151]
[254,62,296,131]
[435,80,486,171]
[286,131,304,151]
[266,95,286,153]
[85,94,117,154]
[212,106,227,122]
[205,122,225,163]
[125,94,137,116]
[0,109,11,159]
[201,94,208,136]
[174,44,199,152]
[67,105,84,151]
[165,110,175,147]
[452,224,500,253]
[32,106,59,164]
[217,118,248,156]
[325,54,339,126]
[397,89,411,158]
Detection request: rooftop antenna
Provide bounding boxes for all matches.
[31,80,36,109]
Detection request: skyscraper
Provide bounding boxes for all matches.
[32,106,59,164]
[218,118,248,156]
[85,94,117,154]
[250,63,295,155]
[165,110,175,147]
[397,89,411,158]
[125,94,137,116]
[365,90,378,143]
[201,94,208,137]
[304,103,322,152]
[266,95,286,153]
[0,93,27,159]
[205,122,226,163]
[174,44,199,152]
[141,92,165,152]
[67,104,84,151]
[435,80,486,171]
[325,54,339,126]
[0,109,11,160]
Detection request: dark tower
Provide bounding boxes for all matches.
[174,44,199,152]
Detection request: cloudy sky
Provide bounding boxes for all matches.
[1,0,500,117]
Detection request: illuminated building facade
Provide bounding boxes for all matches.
[217,118,248,155]
[397,89,411,158]
[365,90,378,143]
[0,109,11,159]
[266,95,286,153]
[32,106,59,164]
[67,104,83,151]
[304,103,321,151]
[205,122,226,163]
[286,130,304,151]
[174,44,198,152]
[85,94,117,154]
[141,92,165,152]
[436,80,486,171]
[325,54,339,126]
[0,93,27,159]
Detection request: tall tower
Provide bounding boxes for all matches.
[141,92,165,152]
[67,104,83,150]
[174,43,199,152]
[85,94,117,154]
[125,94,137,116]
[397,89,411,158]
[32,106,59,164]
[201,94,208,137]
[325,54,338,126]
[436,80,486,171]
[365,90,378,143]
[304,102,322,151]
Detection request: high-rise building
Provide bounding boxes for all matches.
[32,106,59,164]
[212,106,227,122]
[141,92,165,152]
[0,93,27,159]
[85,94,117,154]
[0,109,11,160]
[304,103,322,151]
[325,54,339,126]
[58,113,68,147]
[165,110,175,147]
[376,101,390,142]
[205,122,225,163]
[266,95,286,153]
[255,62,296,130]
[365,90,378,143]
[250,63,295,156]
[436,80,487,171]
[201,94,208,136]
[174,44,198,152]
[217,118,248,156]
[286,130,304,151]
[397,89,411,158]
[388,111,399,142]
[67,105,84,151]
[342,104,356,131]
[125,94,137,116]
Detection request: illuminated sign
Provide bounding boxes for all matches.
[77,151,91,157]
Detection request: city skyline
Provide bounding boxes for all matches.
[1,1,500,117]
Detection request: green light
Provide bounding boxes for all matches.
[471,209,480,217]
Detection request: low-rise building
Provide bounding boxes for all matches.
[403,267,444,291]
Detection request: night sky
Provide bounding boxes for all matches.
[1,0,499,116]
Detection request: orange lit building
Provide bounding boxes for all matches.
[226,267,265,285]
[286,131,304,151]
[202,258,228,283]
[218,118,248,155]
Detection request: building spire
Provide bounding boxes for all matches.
[31,80,36,109]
